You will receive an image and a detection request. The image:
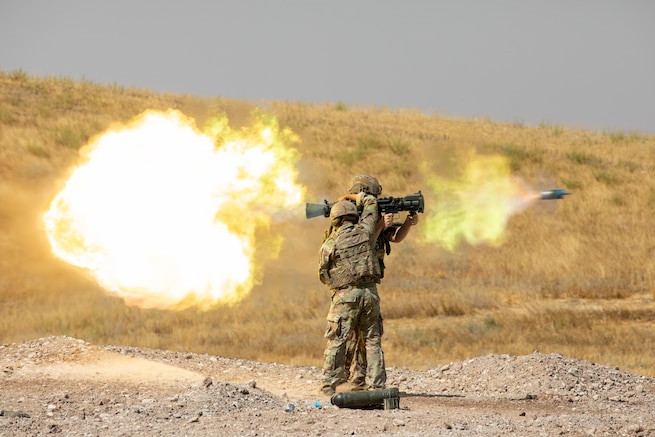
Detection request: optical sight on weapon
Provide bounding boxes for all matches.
[305,191,424,219]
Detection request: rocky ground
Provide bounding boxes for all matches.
[1,336,654,436]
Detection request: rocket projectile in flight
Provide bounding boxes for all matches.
[539,189,571,200]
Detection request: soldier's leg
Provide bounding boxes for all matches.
[348,334,367,387]
[321,289,360,395]
[343,328,357,382]
[365,312,386,389]
[360,286,386,389]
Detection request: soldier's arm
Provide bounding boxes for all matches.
[318,238,335,284]
[337,193,358,202]
[390,213,419,243]
[356,192,379,238]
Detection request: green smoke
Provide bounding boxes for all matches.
[421,151,529,251]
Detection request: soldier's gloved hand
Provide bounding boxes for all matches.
[405,214,419,226]
[383,213,394,229]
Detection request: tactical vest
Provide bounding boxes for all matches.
[321,223,379,289]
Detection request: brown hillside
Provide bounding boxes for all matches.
[1,70,655,376]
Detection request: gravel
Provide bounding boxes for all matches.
[1,336,654,436]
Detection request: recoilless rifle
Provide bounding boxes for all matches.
[305,191,425,219]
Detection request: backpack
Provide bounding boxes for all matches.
[319,223,378,289]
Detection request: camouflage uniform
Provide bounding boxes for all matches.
[319,194,385,394]
[348,224,400,387]
[341,175,400,389]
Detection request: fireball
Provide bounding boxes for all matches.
[43,109,305,310]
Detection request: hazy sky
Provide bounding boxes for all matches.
[2,1,653,133]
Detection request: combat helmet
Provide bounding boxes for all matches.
[347,174,382,197]
[330,200,359,222]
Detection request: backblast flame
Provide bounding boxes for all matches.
[43,109,305,310]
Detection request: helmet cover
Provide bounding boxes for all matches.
[347,174,382,196]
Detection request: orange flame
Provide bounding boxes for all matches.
[43,109,305,310]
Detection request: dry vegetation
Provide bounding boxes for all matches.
[1,69,655,377]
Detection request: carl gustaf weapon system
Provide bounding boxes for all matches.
[305,192,425,219]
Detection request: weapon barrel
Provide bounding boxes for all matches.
[377,191,424,214]
[305,202,332,219]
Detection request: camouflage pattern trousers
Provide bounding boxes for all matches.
[321,283,386,392]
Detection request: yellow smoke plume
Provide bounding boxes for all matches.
[421,150,533,251]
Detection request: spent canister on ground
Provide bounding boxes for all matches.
[330,388,400,409]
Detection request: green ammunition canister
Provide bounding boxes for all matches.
[330,388,400,409]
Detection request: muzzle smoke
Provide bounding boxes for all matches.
[421,150,536,251]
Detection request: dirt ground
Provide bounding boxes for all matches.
[1,336,654,436]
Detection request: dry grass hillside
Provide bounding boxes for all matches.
[1,69,655,377]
